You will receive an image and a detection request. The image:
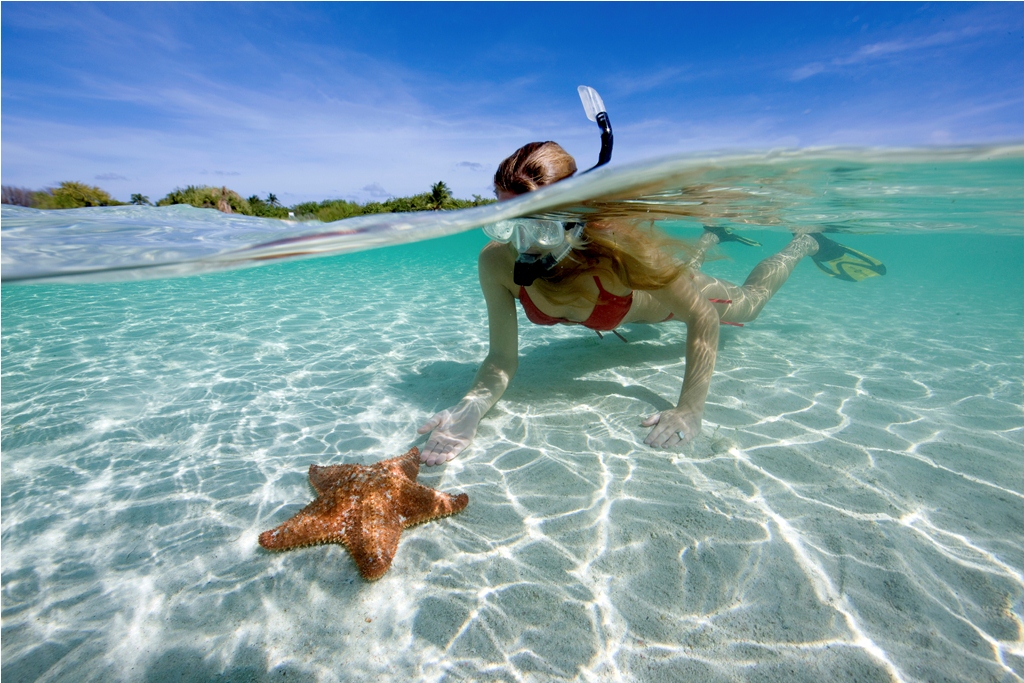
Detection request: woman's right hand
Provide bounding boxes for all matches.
[417,407,479,466]
[416,244,518,467]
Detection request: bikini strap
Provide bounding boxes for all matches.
[592,275,630,300]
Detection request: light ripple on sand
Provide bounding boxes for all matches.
[2,233,1023,682]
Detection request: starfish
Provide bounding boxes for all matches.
[258,447,468,580]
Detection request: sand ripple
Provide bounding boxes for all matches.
[3,232,1022,682]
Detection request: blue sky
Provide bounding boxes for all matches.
[3,2,1022,205]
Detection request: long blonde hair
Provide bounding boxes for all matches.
[494,142,688,299]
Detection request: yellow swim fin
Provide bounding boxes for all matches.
[704,225,761,247]
[809,233,886,282]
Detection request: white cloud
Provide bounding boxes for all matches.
[1,17,591,203]
[362,183,390,198]
[790,15,1007,81]
[790,63,826,82]
[3,3,1021,206]
[604,66,692,97]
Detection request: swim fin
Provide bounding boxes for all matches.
[808,233,886,282]
[704,225,761,247]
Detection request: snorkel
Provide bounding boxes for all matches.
[577,86,613,172]
[503,86,614,286]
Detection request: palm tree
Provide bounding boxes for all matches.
[130,193,150,205]
[429,181,452,210]
[267,193,279,207]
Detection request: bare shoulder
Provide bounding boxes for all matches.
[592,263,632,297]
[478,242,517,295]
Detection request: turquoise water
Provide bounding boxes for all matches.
[2,148,1023,682]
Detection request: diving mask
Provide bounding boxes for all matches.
[483,218,571,252]
[482,219,585,286]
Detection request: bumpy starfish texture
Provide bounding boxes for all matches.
[258,447,468,580]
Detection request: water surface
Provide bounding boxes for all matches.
[2,147,1023,682]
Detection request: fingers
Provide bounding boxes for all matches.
[642,407,702,449]
[647,430,682,448]
[640,414,661,428]
[644,418,688,448]
[417,411,446,434]
[420,441,444,465]
[419,408,474,465]
[645,426,674,447]
[422,448,446,466]
[421,435,445,460]
[421,438,463,466]
[644,421,664,446]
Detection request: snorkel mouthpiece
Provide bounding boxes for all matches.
[513,253,558,287]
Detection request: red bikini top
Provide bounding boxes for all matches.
[519,276,633,332]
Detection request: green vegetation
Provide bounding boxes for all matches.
[2,180,494,220]
[156,185,251,214]
[4,181,130,209]
[292,181,492,222]
[247,193,290,219]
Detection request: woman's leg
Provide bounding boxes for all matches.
[691,233,819,324]
[688,226,762,271]
[687,230,720,271]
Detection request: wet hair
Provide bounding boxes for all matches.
[494,142,688,298]
[535,219,687,305]
[494,142,577,195]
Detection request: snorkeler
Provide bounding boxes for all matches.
[418,89,883,466]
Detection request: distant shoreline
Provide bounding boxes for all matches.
[1,180,494,221]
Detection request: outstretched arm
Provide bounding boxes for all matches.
[642,273,720,447]
[418,245,519,465]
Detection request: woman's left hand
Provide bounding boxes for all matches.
[642,407,703,448]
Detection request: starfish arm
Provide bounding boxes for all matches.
[258,493,355,550]
[398,480,469,527]
[348,501,404,580]
[308,463,359,495]
[397,447,421,481]
[376,447,421,482]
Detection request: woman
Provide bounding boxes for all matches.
[417,141,831,466]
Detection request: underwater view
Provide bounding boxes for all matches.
[3,148,1024,682]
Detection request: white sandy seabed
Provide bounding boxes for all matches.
[1,230,1022,682]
